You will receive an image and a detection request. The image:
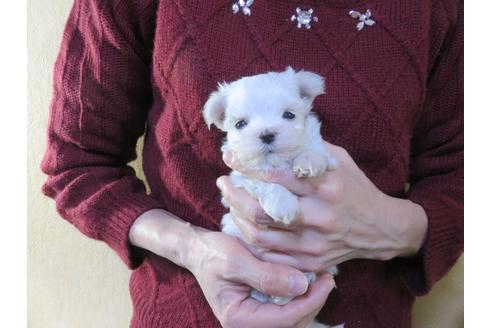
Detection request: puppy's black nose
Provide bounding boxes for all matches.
[259,132,276,144]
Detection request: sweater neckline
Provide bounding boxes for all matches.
[270,0,373,8]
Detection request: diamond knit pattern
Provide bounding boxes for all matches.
[41,0,463,327]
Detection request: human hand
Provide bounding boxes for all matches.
[217,141,428,272]
[130,209,336,327]
[188,229,336,327]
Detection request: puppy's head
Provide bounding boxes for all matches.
[203,67,325,168]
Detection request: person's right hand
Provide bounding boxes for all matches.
[188,229,336,328]
[130,209,336,327]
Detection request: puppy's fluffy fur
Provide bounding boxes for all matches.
[204,67,342,328]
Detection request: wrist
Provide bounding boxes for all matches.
[129,209,202,270]
[384,196,428,257]
[403,200,428,256]
[185,226,216,275]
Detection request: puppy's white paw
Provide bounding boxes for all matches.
[293,165,316,178]
[221,213,242,238]
[326,265,339,276]
[269,295,293,305]
[260,187,299,225]
[293,151,328,178]
[250,289,269,303]
[304,271,318,284]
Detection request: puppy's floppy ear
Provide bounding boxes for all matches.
[203,83,229,130]
[294,69,326,103]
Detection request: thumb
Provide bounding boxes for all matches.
[240,256,309,297]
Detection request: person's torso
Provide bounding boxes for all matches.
[132,1,451,326]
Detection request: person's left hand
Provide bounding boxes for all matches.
[217,141,428,272]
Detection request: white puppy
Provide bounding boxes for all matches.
[203,67,342,328]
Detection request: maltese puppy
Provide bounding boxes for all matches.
[203,67,342,328]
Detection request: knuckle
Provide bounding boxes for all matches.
[258,270,276,293]
[249,229,265,247]
[322,180,343,201]
[331,180,344,197]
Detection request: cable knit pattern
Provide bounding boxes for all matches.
[41,0,463,327]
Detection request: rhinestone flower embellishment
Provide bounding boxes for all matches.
[349,9,376,31]
[291,8,318,29]
[232,0,254,16]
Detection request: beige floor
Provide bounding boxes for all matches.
[27,0,463,327]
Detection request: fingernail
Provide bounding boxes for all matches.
[322,274,336,288]
[216,177,225,190]
[222,151,234,166]
[289,274,308,295]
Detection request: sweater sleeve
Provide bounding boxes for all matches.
[40,0,162,269]
[398,1,463,296]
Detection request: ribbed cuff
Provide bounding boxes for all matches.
[94,190,165,270]
[398,192,463,296]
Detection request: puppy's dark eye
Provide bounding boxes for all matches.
[282,111,296,120]
[235,120,247,129]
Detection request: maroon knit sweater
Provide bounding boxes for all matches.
[41,0,463,327]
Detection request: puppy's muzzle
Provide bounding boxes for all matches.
[259,132,276,144]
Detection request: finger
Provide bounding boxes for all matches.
[294,273,336,327]
[322,141,347,159]
[217,176,273,225]
[235,274,335,328]
[230,205,302,231]
[256,251,301,269]
[298,196,338,231]
[217,175,306,232]
[218,175,301,229]
[323,251,358,268]
[223,143,345,171]
[259,170,317,197]
[231,213,301,251]
[322,140,356,169]
[277,273,335,325]
[223,142,350,196]
[294,273,335,309]
[222,151,316,196]
[237,255,309,298]
[257,251,323,272]
[322,140,342,154]
[257,250,346,272]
